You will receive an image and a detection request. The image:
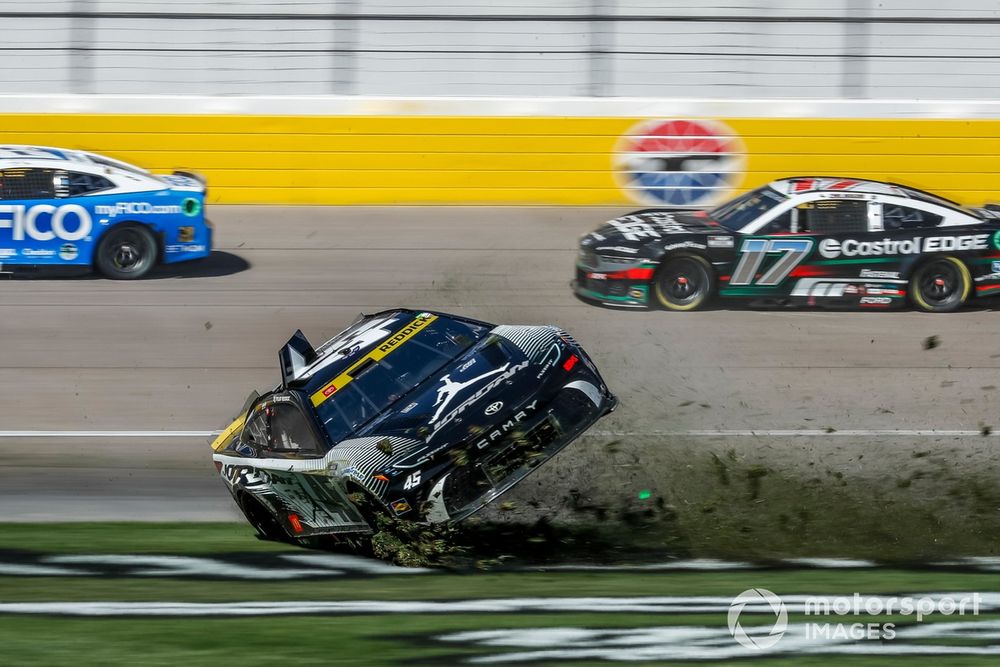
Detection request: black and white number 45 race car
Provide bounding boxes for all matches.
[211,310,616,542]
[575,177,1000,312]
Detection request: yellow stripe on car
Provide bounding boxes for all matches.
[211,414,247,452]
[310,314,438,407]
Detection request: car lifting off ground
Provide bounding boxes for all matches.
[0,145,211,278]
[211,310,617,543]
[574,177,1000,312]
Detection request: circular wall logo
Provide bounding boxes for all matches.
[728,588,788,650]
[613,118,745,207]
[484,401,503,416]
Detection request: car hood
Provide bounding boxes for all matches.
[354,334,549,447]
[582,209,725,252]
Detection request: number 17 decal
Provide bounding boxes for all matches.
[730,238,814,286]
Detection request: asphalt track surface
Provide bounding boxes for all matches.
[3,206,1000,522]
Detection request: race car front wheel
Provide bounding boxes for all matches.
[910,257,971,313]
[95,224,157,279]
[654,253,715,311]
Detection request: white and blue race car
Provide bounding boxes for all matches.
[0,145,211,279]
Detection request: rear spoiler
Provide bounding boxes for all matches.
[173,169,206,186]
[279,329,317,388]
[172,169,208,196]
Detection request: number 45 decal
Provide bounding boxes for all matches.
[403,471,421,490]
[730,238,814,286]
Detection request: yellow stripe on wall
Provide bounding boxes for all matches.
[3,114,1000,205]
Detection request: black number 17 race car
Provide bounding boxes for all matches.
[211,310,616,543]
[574,177,1000,312]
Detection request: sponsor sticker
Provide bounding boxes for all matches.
[859,269,900,279]
[664,241,707,251]
[21,248,56,258]
[181,198,201,218]
[708,235,735,248]
[474,400,540,450]
[58,243,78,261]
[819,235,988,259]
[0,204,91,242]
[165,244,207,254]
[310,314,438,407]
[595,246,639,254]
[94,202,182,218]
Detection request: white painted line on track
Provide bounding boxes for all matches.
[0,431,217,438]
[2,593,999,617]
[0,429,994,439]
[590,429,995,437]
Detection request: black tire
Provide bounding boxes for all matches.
[238,494,291,543]
[909,257,972,313]
[95,224,157,279]
[653,253,715,311]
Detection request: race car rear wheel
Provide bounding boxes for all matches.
[910,257,971,313]
[95,224,157,279]
[654,253,715,311]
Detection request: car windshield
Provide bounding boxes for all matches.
[313,317,489,443]
[711,186,788,231]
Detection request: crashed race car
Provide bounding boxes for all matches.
[211,309,616,542]
[574,177,1000,312]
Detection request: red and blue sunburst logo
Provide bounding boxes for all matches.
[613,118,746,207]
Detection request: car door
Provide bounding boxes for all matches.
[240,398,370,535]
[0,167,100,266]
[723,200,821,298]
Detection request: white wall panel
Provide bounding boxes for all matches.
[0,2,998,98]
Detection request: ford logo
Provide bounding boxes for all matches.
[484,401,504,416]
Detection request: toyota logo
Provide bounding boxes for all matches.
[485,401,504,416]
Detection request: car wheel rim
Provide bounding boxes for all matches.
[107,232,147,272]
[920,263,959,304]
[663,260,702,304]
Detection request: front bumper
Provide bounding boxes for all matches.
[572,268,651,308]
[437,378,617,522]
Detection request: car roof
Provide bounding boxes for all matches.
[0,145,91,167]
[769,177,918,198]
[288,309,492,392]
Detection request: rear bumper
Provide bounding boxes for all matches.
[161,218,213,264]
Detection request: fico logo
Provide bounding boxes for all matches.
[0,204,92,242]
[613,118,746,207]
